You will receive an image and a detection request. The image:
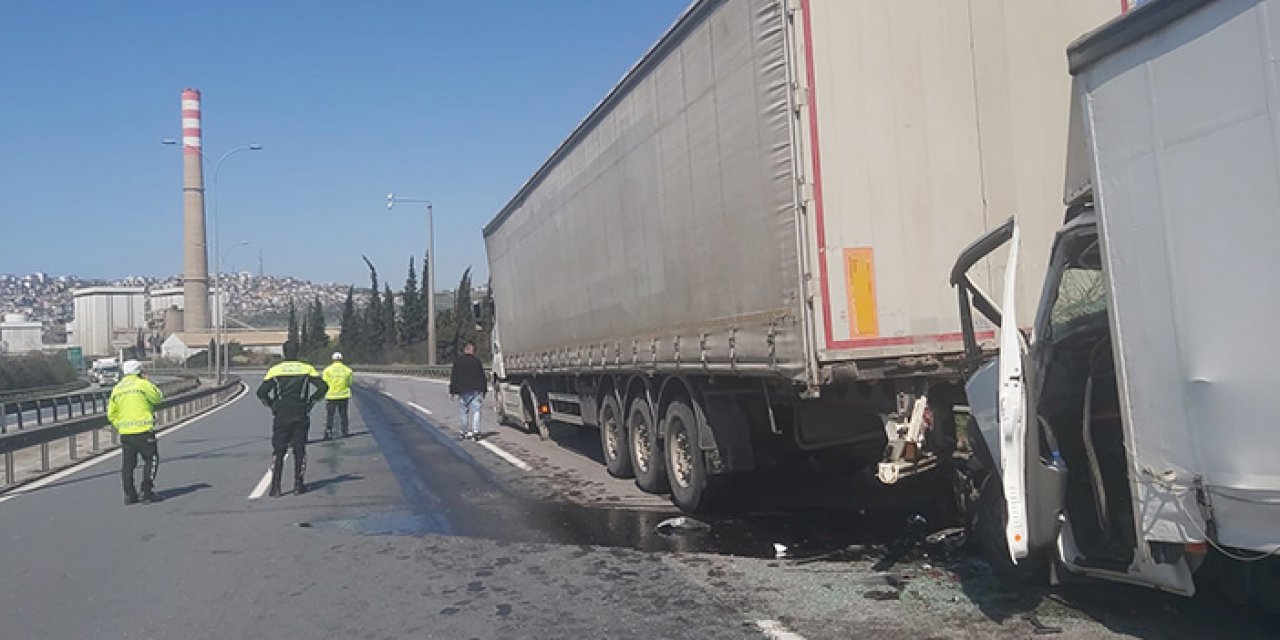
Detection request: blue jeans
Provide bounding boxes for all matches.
[457,391,483,436]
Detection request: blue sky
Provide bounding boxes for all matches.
[0,0,689,289]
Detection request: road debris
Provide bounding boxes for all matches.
[1024,613,1064,635]
[655,516,711,535]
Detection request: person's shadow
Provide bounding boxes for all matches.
[155,483,212,500]
[307,474,363,492]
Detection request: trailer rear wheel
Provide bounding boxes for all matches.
[628,396,669,494]
[664,398,719,513]
[599,395,633,478]
[520,385,547,440]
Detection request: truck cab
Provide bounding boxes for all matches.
[953,0,1280,606]
[90,358,122,387]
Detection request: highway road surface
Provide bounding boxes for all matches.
[0,374,1274,639]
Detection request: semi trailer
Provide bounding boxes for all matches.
[484,0,1121,513]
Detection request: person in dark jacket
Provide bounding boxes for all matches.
[449,341,487,440]
[256,341,328,496]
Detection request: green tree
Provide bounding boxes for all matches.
[400,256,424,345]
[339,286,360,359]
[307,296,328,353]
[287,300,300,348]
[362,256,385,354]
[435,308,457,362]
[451,267,476,361]
[382,283,397,349]
[476,279,496,362]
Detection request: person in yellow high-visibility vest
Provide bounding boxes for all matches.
[322,352,354,439]
[108,360,164,504]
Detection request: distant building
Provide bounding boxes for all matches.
[161,328,339,362]
[71,287,146,357]
[0,313,44,354]
[148,286,225,331]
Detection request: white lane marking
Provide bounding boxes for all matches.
[247,452,287,500]
[0,385,247,506]
[754,620,807,640]
[477,440,532,471]
[403,399,530,472]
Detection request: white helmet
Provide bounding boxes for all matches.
[332,352,343,361]
[122,360,143,375]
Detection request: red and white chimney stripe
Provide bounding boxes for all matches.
[181,88,202,156]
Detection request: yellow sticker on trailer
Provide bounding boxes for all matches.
[844,247,879,338]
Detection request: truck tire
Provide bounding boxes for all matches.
[628,396,669,494]
[974,475,1047,585]
[521,385,547,439]
[663,398,719,513]
[599,395,633,478]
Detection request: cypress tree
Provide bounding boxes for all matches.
[400,256,422,345]
[308,296,328,352]
[287,300,300,348]
[339,286,359,358]
[362,256,384,353]
[382,283,397,349]
[452,267,476,358]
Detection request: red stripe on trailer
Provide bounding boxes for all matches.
[799,0,838,351]
[827,330,996,350]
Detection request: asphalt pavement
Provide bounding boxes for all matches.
[0,375,761,640]
[1,373,1275,640]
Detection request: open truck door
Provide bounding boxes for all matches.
[952,218,1067,577]
[993,224,1030,563]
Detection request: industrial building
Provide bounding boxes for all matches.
[148,286,225,334]
[0,314,44,354]
[160,329,339,362]
[71,287,146,357]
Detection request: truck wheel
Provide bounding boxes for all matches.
[520,386,546,439]
[664,398,719,513]
[599,395,633,478]
[974,475,1046,585]
[628,396,669,494]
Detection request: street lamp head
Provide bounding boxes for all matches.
[386,193,396,209]
[161,139,178,145]
[248,144,264,151]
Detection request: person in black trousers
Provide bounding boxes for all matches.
[256,341,328,496]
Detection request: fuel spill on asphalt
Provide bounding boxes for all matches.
[298,388,939,563]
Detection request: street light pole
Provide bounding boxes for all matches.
[386,194,435,366]
[163,140,263,383]
[217,240,251,381]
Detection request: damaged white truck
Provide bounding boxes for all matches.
[954,0,1279,606]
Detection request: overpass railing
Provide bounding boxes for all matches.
[0,375,200,434]
[0,376,241,487]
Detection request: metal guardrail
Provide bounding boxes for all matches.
[0,376,199,435]
[0,376,242,487]
[0,380,88,404]
[355,364,454,378]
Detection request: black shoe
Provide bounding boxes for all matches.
[268,485,282,497]
[322,431,332,441]
[125,494,139,505]
[141,491,161,503]
[294,477,307,495]
[341,430,349,437]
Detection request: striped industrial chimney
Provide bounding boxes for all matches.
[181,88,211,331]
